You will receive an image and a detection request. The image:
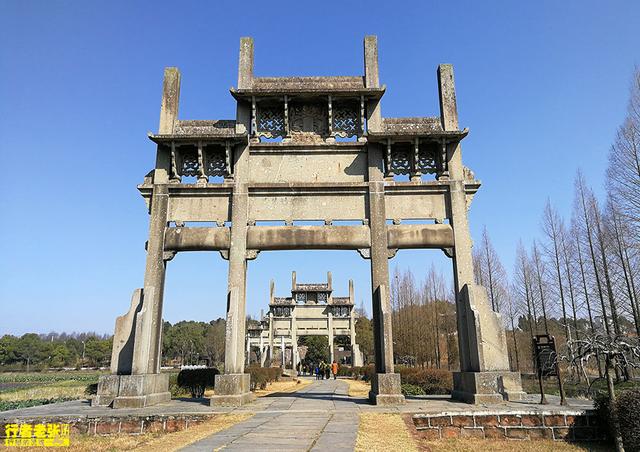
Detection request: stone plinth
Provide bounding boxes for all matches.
[369,373,405,405]
[209,373,255,406]
[92,374,170,409]
[452,371,526,404]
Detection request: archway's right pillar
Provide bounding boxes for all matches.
[439,64,526,404]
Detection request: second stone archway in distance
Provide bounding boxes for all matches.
[246,271,364,373]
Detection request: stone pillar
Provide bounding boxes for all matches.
[366,142,405,405]
[268,310,274,366]
[291,308,298,373]
[438,65,524,403]
[259,334,266,367]
[280,336,285,368]
[93,68,180,408]
[210,38,255,407]
[246,335,251,366]
[328,311,334,364]
[364,36,382,131]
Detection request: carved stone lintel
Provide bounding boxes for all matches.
[357,248,371,259]
[387,248,398,259]
[219,250,230,260]
[442,247,454,259]
[163,251,177,262]
[246,249,260,260]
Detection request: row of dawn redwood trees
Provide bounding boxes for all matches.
[389,70,640,376]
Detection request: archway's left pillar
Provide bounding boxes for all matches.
[93,68,179,408]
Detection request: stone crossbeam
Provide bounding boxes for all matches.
[163,224,454,252]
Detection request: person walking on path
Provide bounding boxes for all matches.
[331,360,339,380]
[315,364,321,380]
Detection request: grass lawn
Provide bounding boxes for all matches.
[356,413,417,451]
[343,378,371,398]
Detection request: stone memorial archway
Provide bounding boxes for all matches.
[93,36,525,408]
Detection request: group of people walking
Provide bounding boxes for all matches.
[301,360,339,380]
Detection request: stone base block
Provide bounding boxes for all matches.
[91,373,171,408]
[452,371,526,404]
[209,373,255,407]
[369,372,405,405]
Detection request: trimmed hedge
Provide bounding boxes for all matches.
[401,383,426,396]
[349,365,375,382]
[247,366,281,391]
[176,368,219,398]
[596,389,640,451]
[397,367,452,395]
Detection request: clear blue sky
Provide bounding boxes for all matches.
[1,1,638,335]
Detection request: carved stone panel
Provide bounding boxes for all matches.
[333,102,360,138]
[290,103,328,137]
[204,146,227,177]
[179,147,199,177]
[390,143,411,175]
[256,104,285,138]
[417,141,438,175]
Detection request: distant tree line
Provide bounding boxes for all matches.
[0,318,228,372]
[0,332,112,371]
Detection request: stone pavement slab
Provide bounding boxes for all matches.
[180,379,359,451]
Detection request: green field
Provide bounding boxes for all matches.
[0,371,106,411]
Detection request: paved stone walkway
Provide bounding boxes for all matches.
[180,378,359,451]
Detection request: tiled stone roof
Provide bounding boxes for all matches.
[294,284,330,292]
[330,297,353,305]
[174,120,237,136]
[380,117,443,134]
[272,297,293,305]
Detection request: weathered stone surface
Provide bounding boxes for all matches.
[369,372,405,405]
[452,370,525,404]
[210,374,254,407]
[92,374,170,408]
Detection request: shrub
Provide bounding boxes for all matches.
[176,368,219,398]
[350,365,375,382]
[401,383,426,396]
[594,388,640,450]
[84,383,98,396]
[247,366,282,391]
[398,367,452,395]
[616,389,640,451]
[337,366,352,377]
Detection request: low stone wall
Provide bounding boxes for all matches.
[1,414,216,436]
[411,410,606,442]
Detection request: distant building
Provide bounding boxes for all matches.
[247,271,363,372]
